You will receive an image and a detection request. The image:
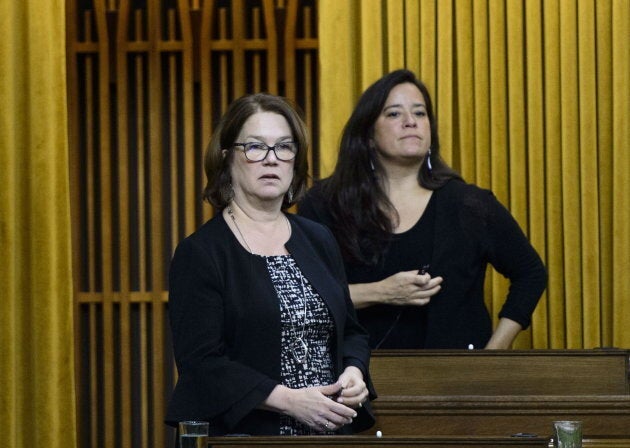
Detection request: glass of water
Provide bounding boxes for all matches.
[179,421,209,448]
[553,420,582,448]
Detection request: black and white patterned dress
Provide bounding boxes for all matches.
[266,255,336,435]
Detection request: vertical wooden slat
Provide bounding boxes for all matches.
[219,7,231,111]
[84,56,97,448]
[168,9,180,252]
[253,7,262,93]
[262,0,278,94]
[284,0,298,100]
[200,0,215,223]
[232,0,246,97]
[89,304,98,448]
[136,10,148,296]
[140,302,149,447]
[178,0,196,238]
[93,2,116,447]
[302,6,314,176]
[134,21,149,448]
[66,0,85,443]
[115,1,132,446]
[148,2,165,446]
[84,49,96,295]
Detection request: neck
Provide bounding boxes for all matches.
[231,197,283,224]
[225,199,291,256]
[380,156,422,182]
[382,165,423,196]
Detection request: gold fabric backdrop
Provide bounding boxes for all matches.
[318,0,630,349]
[1,1,629,447]
[0,0,77,447]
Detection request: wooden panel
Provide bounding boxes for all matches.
[366,350,630,438]
[369,396,630,437]
[370,350,630,396]
[66,1,318,447]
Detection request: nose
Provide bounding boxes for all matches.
[261,147,279,164]
[403,112,417,127]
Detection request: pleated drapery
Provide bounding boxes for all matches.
[318,0,630,349]
[0,1,77,447]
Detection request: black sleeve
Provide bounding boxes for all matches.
[168,238,277,429]
[480,192,547,328]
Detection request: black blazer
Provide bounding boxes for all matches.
[166,213,376,435]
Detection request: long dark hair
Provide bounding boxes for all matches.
[323,69,461,264]
[203,93,309,210]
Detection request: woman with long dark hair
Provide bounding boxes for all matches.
[299,69,546,350]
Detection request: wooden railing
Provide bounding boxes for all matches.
[206,350,630,447]
[65,1,318,447]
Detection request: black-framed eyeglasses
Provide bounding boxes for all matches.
[232,141,298,162]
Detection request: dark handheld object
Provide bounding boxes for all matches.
[419,264,430,275]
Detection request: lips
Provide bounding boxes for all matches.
[260,174,280,180]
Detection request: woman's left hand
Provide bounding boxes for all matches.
[335,366,368,409]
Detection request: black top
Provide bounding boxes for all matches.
[166,213,376,435]
[347,193,436,349]
[298,178,547,349]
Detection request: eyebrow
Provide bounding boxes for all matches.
[241,135,293,141]
[382,103,426,111]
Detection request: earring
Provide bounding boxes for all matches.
[222,183,235,203]
[287,187,294,203]
[426,148,433,173]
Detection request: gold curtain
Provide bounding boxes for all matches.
[319,0,630,349]
[0,1,77,447]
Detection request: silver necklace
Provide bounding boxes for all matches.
[284,276,309,367]
[226,205,309,366]
[227,205,253,253]
[226,204,290,253]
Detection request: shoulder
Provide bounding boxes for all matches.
[438,178,492,200]
[300,178,330,206]
[437,179,499,211]
[172,214,229,261]
[288,213,335,243]
[287,214,341,259]
[298,179,334,225]
[286,213,346,275]
[435,179,510,232]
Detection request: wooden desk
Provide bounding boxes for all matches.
[207,435,549,447]
[206,436,630,447]
[364,350,630,437]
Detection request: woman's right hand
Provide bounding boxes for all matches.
[349,270,443,309]
[263,383,358,432]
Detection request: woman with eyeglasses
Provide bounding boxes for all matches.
[299,69,546,351]
[166,93,375,437]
